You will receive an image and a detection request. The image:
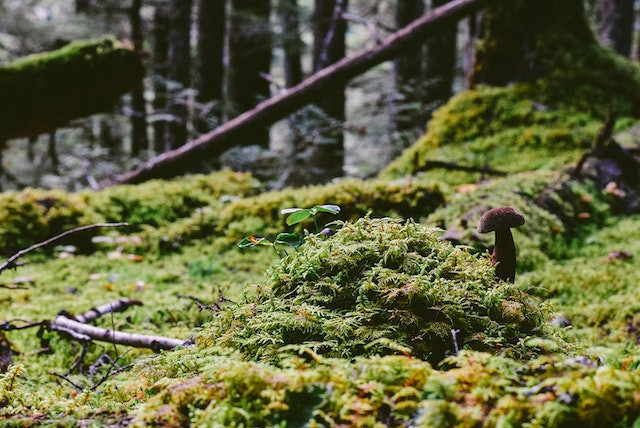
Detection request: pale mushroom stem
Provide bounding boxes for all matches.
[492,228,517,283]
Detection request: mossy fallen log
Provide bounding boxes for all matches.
[0,37,144,141]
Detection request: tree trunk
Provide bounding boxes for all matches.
[471,0,593,86]
[196,0,226,132]
[394,0,425,132]
[279,0,304,88]
[227,0,272,147]
[112,0,486,185]
[166,0,193,149]
[152,4,170,153]
[598,0,634,57]
[130,0,148,155]
[423,0,457,116]
[311,0,348,182]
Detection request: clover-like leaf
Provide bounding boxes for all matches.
[285,209,313,226]
[313,204,341,215]
[275,232,305,248]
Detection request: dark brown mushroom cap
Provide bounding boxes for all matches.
[477,206,525,233]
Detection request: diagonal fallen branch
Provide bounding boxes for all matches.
[52,314,186,352]
[112,0,487,185]
[0,222,128,275]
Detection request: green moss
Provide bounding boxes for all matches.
[201,217,552,364]
[91,169,261,230]
[380,86,605,181]
[0,170,259,255]
[381,25,640,183]
[105,349,640,427]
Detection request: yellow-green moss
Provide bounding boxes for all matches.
[0,170,259,255]
[105,349,640,427]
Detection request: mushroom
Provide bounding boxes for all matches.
[477,206,525,283]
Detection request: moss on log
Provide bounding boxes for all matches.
[0,37,144,141]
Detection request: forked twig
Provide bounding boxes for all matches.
[0,222,128,274]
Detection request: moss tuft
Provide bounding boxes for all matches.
[201,217,552,364]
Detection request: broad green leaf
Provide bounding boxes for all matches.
[275,232,305,248]
[286,209,313,225]
[313,204,341,215]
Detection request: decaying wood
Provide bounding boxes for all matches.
[0,37,144,142]
[70,298,142,324]
[113,0,487,185]
[52,315,185,352]
[0,222,128,275]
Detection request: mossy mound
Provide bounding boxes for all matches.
[201,217,552,364]
[381,29,640,184]
[380,86,603,181]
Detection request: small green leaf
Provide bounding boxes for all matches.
[314,204,341,215]
[281,207,303,215]
[286,209,313,225]
[275,232,305,248]
[238,236,272,248]
[238,238,253,248]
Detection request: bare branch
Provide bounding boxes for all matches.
[71,298,143,324]
[0,222,129,275]
[50,372,85,392]
[52,315,186,352]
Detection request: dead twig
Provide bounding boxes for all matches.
[51,372,85,392]
[90,349,132,391]
[52,315,186,352]
[0,222,129,275]
[177,294,221,312]
[70,298,142,324]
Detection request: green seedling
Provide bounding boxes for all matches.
[238,205,341,256]
[281,204,341,231]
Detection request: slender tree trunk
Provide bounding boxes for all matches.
[227,0,272,147]
[130,0,148,155]
[598,0,634,57]
[166,0,193,149]
[196,0,226,132]
[152,4,170,153]
[311,0,348,181]
[423,0,457,116]
[277,0,308,187]
[280,0,304,88]
[394,0,424,132]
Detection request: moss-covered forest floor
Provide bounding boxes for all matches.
[5,39,640,426]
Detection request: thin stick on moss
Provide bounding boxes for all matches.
[52,314,186,351]
[0,222,129,275]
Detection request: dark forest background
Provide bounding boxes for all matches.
[0,0,636,190]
